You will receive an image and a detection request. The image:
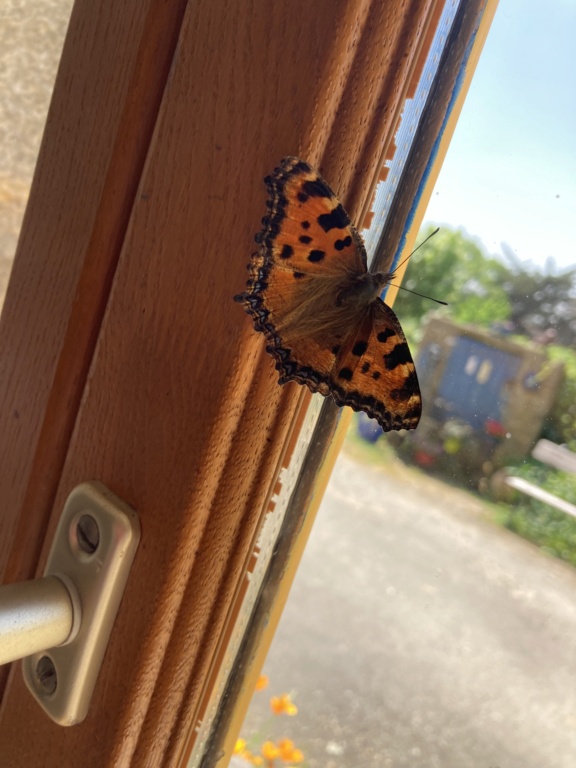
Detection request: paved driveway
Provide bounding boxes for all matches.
[241,447,576,768]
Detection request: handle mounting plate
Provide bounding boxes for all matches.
[22,482,140,725]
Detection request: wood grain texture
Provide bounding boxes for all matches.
[0,0,436,764]
[0,0,189,581]
[0,0,190,701]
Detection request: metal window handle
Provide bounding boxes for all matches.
[0,576,76,666]
[0,482,140,726]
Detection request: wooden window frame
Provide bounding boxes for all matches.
[0,1,496,765]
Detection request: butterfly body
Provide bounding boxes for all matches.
[235,157,421,432]
[336,270,392,309]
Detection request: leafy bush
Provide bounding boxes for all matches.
[544,345,576,451]
[495,459,576,567]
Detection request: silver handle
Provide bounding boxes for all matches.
[0,576,75,665]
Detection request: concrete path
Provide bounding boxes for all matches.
[241,447,576,768]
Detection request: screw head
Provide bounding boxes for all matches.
[77,514,99,554]
[35,656,57,696]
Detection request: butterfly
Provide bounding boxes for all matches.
[234,157,421,431]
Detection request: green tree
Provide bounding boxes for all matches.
[392,225,576,448]
[392,225,511,342]
[499,244,576,346]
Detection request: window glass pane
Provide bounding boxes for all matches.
[235,2,576,767]
[0,1,73,309]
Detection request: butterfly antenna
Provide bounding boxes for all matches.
[388,283,448,306]
[394,227,440,272]
[386,227,445,305]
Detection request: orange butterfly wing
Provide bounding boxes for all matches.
[329,299,421,431]
[235,157,421,431]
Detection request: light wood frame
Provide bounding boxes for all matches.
[0,1,493,765]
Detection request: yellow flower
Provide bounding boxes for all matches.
[270,693,298,716]
[255,674,269,691]
[233,740,264,765]
[234,739,247,755]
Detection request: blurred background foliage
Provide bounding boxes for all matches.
[395,224,576,450]
[384,224,576,563]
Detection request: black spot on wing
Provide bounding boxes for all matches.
[361,362,371,373]
[280,244,293,259]
[405,370,419,390]
[352,340,368,356]
[301,178,333,198]
[384,343,412,370]
[308,250,325,263]
[293,271,305,279]
[390,370,419,400]
[377,329,395,343]
[301,220,311,229]
[338,367,353,381]
[317,204,350,232]
[292,161,312,175]
[334,235,353,251]
[372,371,381,381]
[299,235,312,244]
[401,404,422,421]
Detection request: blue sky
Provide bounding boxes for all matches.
[423,0,576,271]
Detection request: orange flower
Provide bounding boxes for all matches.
[240,748,263,766]
[270,693,298,716]
[261,740,280,760]
[255,674,269,691]
[277,738,304,763]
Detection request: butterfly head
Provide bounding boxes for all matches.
[336,270,394,310]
